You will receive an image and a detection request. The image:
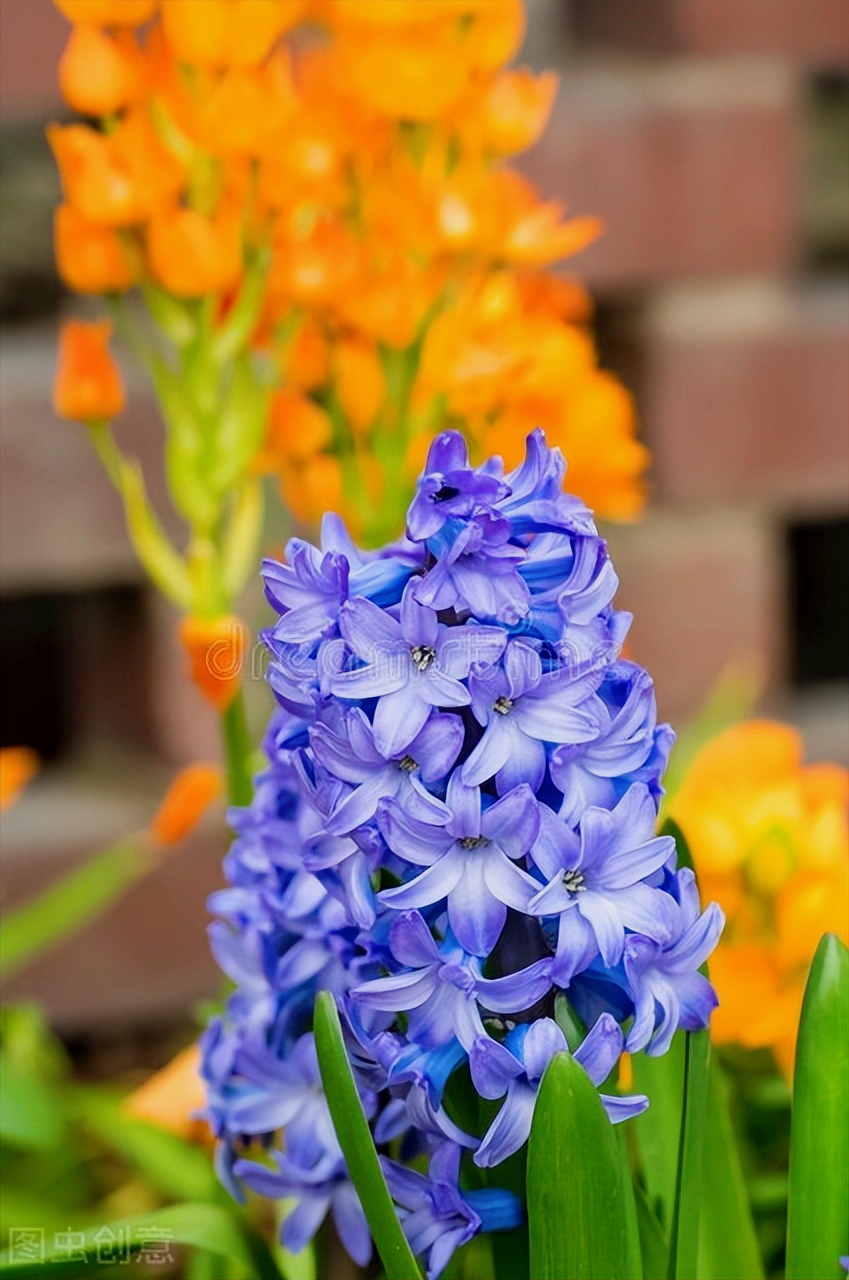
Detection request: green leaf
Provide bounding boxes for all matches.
[0,1203,260,1279]
[72,1087,222,1203]
[634,1181,667,1280]
[0,841,151,979]
[313,991,422,1280]
[632,1039,763,1280]
[786,933,849,1280]
[666,1030,710,1279]
[661,658,763,805]
[0,1059,65,1151]
[697,1063,763,1280]
[527,1050,633,1279]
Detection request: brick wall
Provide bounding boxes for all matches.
[1,0,847,1028]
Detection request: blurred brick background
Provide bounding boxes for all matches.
[1,0,847,1032]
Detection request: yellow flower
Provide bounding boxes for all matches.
[670,720,849,1074]
[0,748,39,811]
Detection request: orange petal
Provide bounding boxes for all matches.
[148,764,224,845]
[59,26,145,118]
[0,748,39,811]
[54,204,139,294]
[55,0,159,25]
[178,615,249,711]
[124,1044,209,1140]
[53,319,125,422]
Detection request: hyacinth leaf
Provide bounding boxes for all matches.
[633,1039,762,1280]
[666,1030,710,1279]
[72,1086,222,1203]
[634,1181,667,1280]
[0,1203,274,1279]
[313,991,423,1280]
[0,1058,65,1150]
[527,1050,634,1280]
[786,933,849,1280]
[698,1064,763,1280]
[0,840,151,980]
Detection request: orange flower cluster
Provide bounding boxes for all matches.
[51,0,647,541]
[670,721,849,1076]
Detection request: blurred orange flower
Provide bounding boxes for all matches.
[147,200,242,297]
[55,0,158,25]
[179,615,249,711]
[148,764,224,846]
[124,1044,209,1141]
[0,748,39,812]
[670,721,849,1076]
[53,319,125,422]
[54,204,140,293]
[52,0,650,541]
[58,26,145,118]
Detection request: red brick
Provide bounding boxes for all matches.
[0,0,66,116]
[521,61,800,287]
[642,281,849,507]
[571,0,849,65]
[605,508,784,722]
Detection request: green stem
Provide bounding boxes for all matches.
[220,689,253,808]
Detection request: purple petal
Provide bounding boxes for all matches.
[389,911,442,968]
[578,891,625,967]
[374,685,431,756]
[438,627,507,679]
[324,768,397,835]
[513,694,600,745]
[331,663,407,700]
[461,718,515,788]
[495,731,547,794]
[410,713,464,784]
[504,642,541,699]
[594,836,676,891]
[446,774,482,839]
[448,855,507,957]
[331,1182,372,1267]
[600,1093,649,1124]
[354,967,438,1011]
[607,883,680,945]
[378,800,452,866]
[281,1194,331,1256]
[530,805,582,880]
[573,1012,623,1087]
[474,1081,537,1168]
[380,852,464,913]
[676,971,720,1031]
[522,1018,567,1083]
[483,849,542,913]
[667,902,725,973]
[400,583,439,648]
[339,597,404,660]
[482,784,539,858]
[469,1036,522,1100]
[419,667,472,709]
[475,957,553,1013]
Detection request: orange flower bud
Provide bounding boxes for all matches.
[147,201,242,297]
[342,31,468,121]
[161,0,304,69]
[279,454,343,528]
[279,318,329,392]
[463,0,524,71]
[179,615,248,711]
[48,110,183,227]
[0,748,39,812]
[260,388,333,467]
[334,337,386,433]
[124,1045,209,1141]
[55,0,158,25]
[54,204,139,293]
[148,763,224,845]
[58,26,144,118]
[477,69,558,156]
[53,320,125,422]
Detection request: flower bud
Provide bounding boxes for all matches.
[179,615,249,711]
[58,26,144,118]
[54,204,139,293]
[53,320,125,422]
[148,763,224,845]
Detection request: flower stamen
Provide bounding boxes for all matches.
[562,868,586,893]
[411,645,436,671]
[493,695,513,715]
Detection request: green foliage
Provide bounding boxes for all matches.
[313,991,422,1280]
[786,934,849,1280]
[527,1050,638,1280]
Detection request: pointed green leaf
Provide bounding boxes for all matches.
[0,841,151,979]
[0,1058,65,1150]
[698,1063,763,1280]
[667,1029,710,1279]
[786,933,849,1280]
[313,991,422,1280]
[634,1181,667,1280]
[527,1050,633,1279]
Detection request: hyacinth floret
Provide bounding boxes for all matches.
[201,429,724,1279]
